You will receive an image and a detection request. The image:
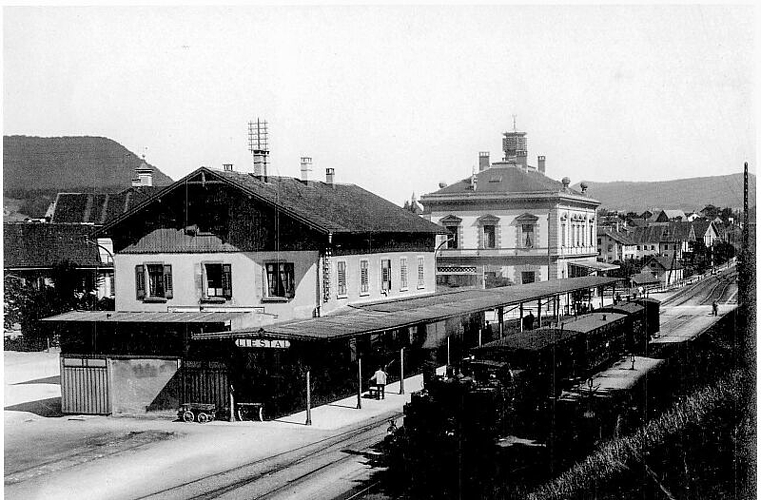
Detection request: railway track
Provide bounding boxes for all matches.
[133,412,401,500]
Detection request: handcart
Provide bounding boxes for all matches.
[178,403,217,423]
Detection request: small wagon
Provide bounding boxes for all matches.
[178,403,217,423]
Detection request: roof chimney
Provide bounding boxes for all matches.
[478,152,490,172]
[517,150,528,169]
[223,163,233,172]
[300,157,313,181]
[537,155,546,174]
[325,167,335,185]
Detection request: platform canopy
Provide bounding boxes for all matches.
[194,276,621,343]
[43,310,253,326]
[568,261,620,272]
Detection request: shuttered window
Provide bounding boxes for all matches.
[135,265,145,299]
[417,256,425,288]
[400,258,408,290]
[337,261,347,297]
[381,259,391,291]
[137,263,173,300]
[360,260,369,294]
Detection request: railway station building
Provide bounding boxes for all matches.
[420,129,616,289]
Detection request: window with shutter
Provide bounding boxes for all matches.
[337,261,347,297]
[163,265,173,299]
[360,260,369,295]
[381,259,391,291]
[417,256,425,288]
[135,265,145,299]
[400,258,408,290]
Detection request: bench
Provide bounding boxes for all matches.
[368,384,385,400]
[236,402,264,422]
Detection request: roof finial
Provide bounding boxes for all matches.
[512,114,517,132]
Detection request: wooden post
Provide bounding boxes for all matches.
[538,299,542,328]
[447,336,451,366]
[229,385,235,422]
[519,303,524,332]
[306,370,312,425]
[400,348,405,395]
[478,328,482,346]
[356,358,362,409]
[498,307,504,338]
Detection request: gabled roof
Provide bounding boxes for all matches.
[691,220,714,239]
[644,255,684,271]
[630,271,660,285]
[599,228,637,245]
[100,167,446,236]
[4,223,106,269]
[49,186,156,225]
[632,222,694,243]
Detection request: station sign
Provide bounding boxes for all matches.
[235,338,291,349]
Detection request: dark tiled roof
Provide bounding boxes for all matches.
[632,222,694,243]
[424,165,577,196]
[631,271,660,285]
[692,220,713,239]
[600,228,637,245]
[3,223,105,269]
[50,187,156,225]
[104,168,446,236]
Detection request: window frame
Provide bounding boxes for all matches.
[336,260,348,298]
[399,257,409,291]
[521,223,535,248]
[483,225,496,249]
[417,256,425,289]
[264,261,295,301]
[521,271,536,284]
[359,259,370,296]
[202,262,232,301]
[380,258,392,292]
[136,262,173,302]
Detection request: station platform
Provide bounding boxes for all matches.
[273,373,425,430]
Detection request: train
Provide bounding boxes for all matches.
[388,297,661,497]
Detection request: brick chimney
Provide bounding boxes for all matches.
[223,163,233,172]
[325,167,335,185]
[478,152,490,172]
[537,156,546,174]
[300,157,313,181]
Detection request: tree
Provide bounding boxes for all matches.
[3,260,100,350]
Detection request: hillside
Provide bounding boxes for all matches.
[573,173,756,212]
[3,136,173,192]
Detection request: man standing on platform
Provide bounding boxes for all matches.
[370,366,387,399]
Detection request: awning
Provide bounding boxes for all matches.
[42,311,259,329]
[197,276,622,342]
[569,261,620,272]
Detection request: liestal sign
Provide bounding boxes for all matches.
[235,338,291,349]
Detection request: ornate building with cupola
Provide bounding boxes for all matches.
[420,129,613,288]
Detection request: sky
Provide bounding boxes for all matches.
[3,5,756,207]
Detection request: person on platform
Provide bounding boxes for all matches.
[524,311,535,331]
[370,366,387,399]
[712,301,719,316]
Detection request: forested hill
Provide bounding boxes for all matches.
[573,173,755,212]
[3,135,173,192]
